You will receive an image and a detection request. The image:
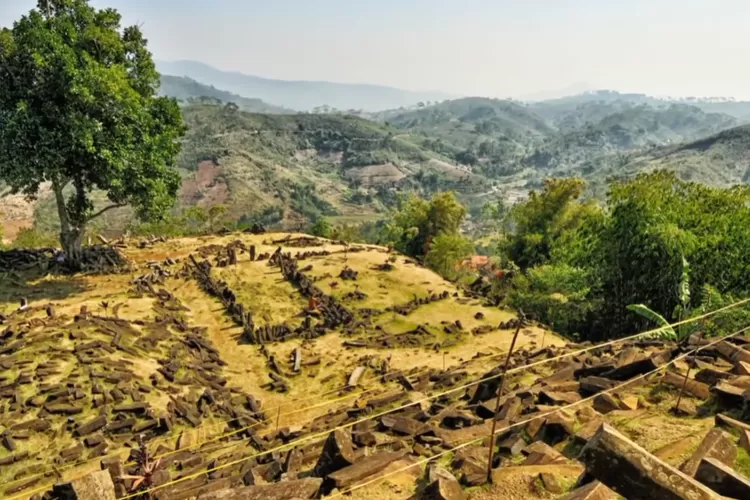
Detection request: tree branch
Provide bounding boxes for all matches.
[87,204,126,222]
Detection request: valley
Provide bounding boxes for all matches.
[3,1,750,499]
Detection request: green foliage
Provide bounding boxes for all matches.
[128,204,230,237]
[11,227,59,249]
[310,218,332,238]
[0,0,186,260]
[127,214,190,238]
[384,192,467,259]
[499,171,750,341]
[505,178,601,269]
[692,285,750,339]
[626,304,676,340]
[424,233,474,280]
[237,206,284,230]
[289,183,338,220]
[182,205,229,233]
[509,264,597,336]
[593,171,750,337]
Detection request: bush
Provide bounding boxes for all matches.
[310,218,332,238]
[509,264,597,337]
[424,233,474,280]
[237,206,284,229]
[12,227,59,249]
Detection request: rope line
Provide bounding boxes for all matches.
[10,298,749,500]
[112,305,750,500]
[327,324,750,498]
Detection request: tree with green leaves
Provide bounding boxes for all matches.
[424,233,474,280]
[505,178,601,269]
[595,171,750,337]
[385,191,467,259]
[0,0,186,266]
[310,218,332,239]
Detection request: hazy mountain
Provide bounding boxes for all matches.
[158,75,293,114]
[156,60,455,112]
[519,82,595,102]
[533,90,750,122]
[567,124,750,198]
[523,103,738,172]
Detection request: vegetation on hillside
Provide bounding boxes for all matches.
[382,96,742,191]
[174,103,488,226]
[495,172,750,340]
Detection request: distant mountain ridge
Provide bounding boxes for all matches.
[158,75,293,114]
[531,90,750,121]
[156,60,455,112]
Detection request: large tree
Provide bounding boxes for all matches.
[505,178,600,269]
[0,0,185,265]
[385,191,467,258]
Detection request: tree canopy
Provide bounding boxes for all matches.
[0,0,185,264]
[385,191,467,259]
[503,171,750,340]
[504,178,601,269]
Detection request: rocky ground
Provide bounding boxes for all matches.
[1,233,749,499]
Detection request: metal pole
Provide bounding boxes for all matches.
[486,311,524,483]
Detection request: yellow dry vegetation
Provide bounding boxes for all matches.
[0,232,563,496]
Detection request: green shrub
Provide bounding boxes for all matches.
[11,227,59,249]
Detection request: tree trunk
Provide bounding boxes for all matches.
[60,227,84,269]
[52,179,84,270]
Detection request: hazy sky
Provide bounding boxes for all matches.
[2,0,749,99]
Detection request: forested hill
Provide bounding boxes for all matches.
[373,96,742,184]
[158,75,292,114]
[172,104,487,228]
[7,88,750,240]
[522,103,739,172]
[530,90,750,121]
[582,123,750,193]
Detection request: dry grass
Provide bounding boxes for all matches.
[0,232,566,497]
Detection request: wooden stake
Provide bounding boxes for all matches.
[442,352,446,371]
[275,406,281,432]
[673,357,693,414]
[486,311,524,483]
[674,330,704,414]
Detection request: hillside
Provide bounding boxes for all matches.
[2,234,749,500]
[1,104,492,239]
[4,90,748,240]
[378,96,743,189]
[523,104,738,171]
[575,123,750,196]
[156,60,455,112]
[158,75,292,114]
[532,90,750,122]
[380,97,554,178]
[174,104,487,226]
